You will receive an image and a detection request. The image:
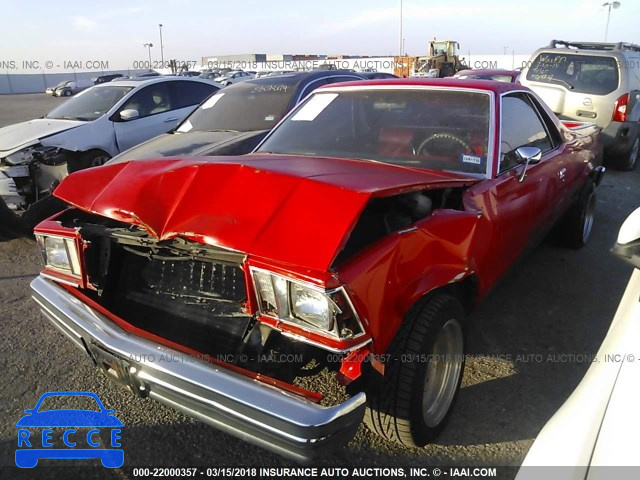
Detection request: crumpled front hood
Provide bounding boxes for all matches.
[0,118,85,154]
[54,155,478,271]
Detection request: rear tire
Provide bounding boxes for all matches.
[364,293,466,447]
[616,136,639,171]
[558,179,596,249]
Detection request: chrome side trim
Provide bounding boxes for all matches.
[31,276,366,462]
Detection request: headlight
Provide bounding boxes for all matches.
[252,268,364,340]
[36,235,81,276]
[5,146,37,166]
[290,282,332,330]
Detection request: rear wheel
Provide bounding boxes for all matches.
[364,293,466,447]
[619,136,639,171]
[558,179,596,248]
[63,89,72,96]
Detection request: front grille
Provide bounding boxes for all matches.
[100,243,252,355]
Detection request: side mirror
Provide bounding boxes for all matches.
[119,109,139,121]
[612,207,640,269]
[516,146,542,183]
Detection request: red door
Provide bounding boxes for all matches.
[470,92,568,291]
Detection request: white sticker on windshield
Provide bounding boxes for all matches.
[291,93,339,121]
[201,93,225,110]
[177,120,193,133]
[461,154,482,165]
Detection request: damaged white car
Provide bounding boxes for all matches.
[0,77,219,217]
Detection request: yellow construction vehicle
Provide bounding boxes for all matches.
[394,39,468,78]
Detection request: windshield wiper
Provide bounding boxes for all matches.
[206,129,241,133]
[548,78,574,90]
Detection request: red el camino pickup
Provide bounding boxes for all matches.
[30,79,604,461]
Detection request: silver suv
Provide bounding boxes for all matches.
[521,40,640,170]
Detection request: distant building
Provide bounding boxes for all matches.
[201,53,385,66]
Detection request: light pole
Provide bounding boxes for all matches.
[602,2,621,42]
[159,24,164,64]
[143,43,153,70]
[399,0,403,56]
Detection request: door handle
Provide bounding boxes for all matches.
[164,117,179,122]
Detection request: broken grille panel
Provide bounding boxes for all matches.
[104,244,252,355]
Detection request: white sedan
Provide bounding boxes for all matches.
[214,70,255,86]
[0,77,220,212]
[516,207,640,479]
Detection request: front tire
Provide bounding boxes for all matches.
[63,90,72,97]
[364,293,466,447]
[79,150,111,170]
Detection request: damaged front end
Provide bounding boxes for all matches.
[0,146,68,212]
[31,209,369,460]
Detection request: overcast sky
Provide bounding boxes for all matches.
[1,0,638,69]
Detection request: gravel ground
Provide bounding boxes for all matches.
[0,94,638,479]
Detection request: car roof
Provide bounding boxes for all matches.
[230,70,364,89]
[93,77,216,88]
[314,77,525,94]
[456,69,519,76]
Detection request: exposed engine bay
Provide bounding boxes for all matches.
[0,146,87,212]
[334,187,465,265]
[1,146,66,211]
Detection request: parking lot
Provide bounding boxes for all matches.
[0,93,638,479]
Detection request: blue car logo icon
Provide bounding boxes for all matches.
[16,391,123,468]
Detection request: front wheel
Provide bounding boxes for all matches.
[81,150,111,170]
[63,90,72,97]
[364,293,466,447]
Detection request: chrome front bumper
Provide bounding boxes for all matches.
[31,276,366,462]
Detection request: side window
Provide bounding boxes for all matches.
[121,83,172,118]
[500,93,553,173]
[171,81,218,109]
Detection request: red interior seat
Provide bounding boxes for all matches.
[378,128,415,157]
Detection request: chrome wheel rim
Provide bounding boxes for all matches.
[582,193,595,243]
[422,318,464,427]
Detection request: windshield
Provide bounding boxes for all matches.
[257,89,491,176]
[177,81,296,133]
[526,53,619,95]
[36,395,101,412]
[46,85,133,121]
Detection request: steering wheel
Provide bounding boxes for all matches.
[414,133,472,156]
